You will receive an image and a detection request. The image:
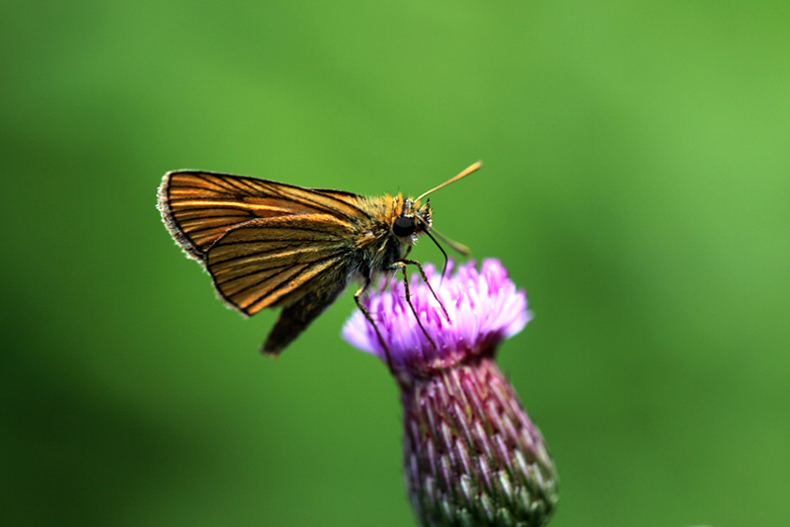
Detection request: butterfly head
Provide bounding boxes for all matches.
[392,197,431,241]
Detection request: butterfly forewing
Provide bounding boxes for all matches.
[160,171,371,260]
[158,171,373,319]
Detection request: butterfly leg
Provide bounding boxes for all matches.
[392,261,440,350]
[399,259,451,322]
[354,279,395,373]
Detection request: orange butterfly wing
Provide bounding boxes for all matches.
[157,170,374,317]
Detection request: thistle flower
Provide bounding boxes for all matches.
[343,259,559,526]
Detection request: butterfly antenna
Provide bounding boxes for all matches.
[416,161,482,203]
[415,215,470,285]
[426,225,470,257]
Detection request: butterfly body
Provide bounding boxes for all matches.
[157,170,432,355]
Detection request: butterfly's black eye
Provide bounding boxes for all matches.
[392,216,416,237]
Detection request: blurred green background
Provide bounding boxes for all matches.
[2,1,788,526]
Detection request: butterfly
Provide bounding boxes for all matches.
[157,161,481,369]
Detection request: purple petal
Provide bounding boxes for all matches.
[342,259,530,373]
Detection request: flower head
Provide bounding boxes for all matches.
[343,259,559,526]
[343,259,531,378]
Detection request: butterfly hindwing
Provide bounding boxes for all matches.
[205,215,356,315]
